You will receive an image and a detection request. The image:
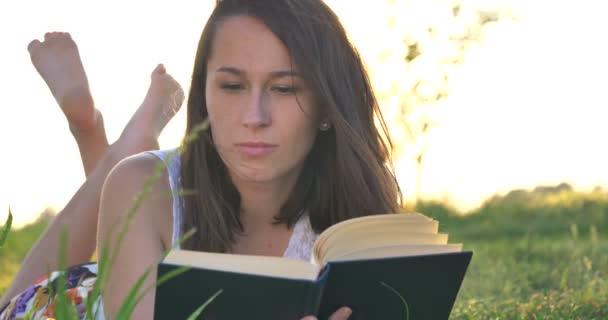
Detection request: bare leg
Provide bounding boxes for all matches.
[0,65,184,307]
[28,32,108,176]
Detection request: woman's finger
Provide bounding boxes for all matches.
[328,307,352,320]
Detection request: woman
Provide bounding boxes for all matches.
[2,0,401,319]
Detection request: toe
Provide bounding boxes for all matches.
[45,32,61,40]
[59,32,72,39]
[27,39,42,53]
[152,64,166,77]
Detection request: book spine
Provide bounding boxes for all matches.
[305,266,330,316]
[303,281,325,316]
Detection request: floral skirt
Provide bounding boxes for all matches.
[0,263,100,320]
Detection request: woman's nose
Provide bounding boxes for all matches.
[242,90,271,128]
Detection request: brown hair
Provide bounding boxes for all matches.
[181,0,402,252]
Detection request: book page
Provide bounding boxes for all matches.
[314,222,439,253]
[313,213,436,262]
[329,244,463,262]
[312,213,461,265]
[318,213,432,242]
[319,221,439,244]
[164,250,320,280]
[320,233,449,263]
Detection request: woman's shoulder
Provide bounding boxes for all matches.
[102,151,174,232]
[104,151,175,212]
[107,151,172,185]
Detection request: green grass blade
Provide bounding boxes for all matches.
[113,267,153,319]
[54,229,69,319]
[81,120,210,319]
[102,119,208,286]
[185,289,223,320]
[380,281,410,320]
[131,228,197,311]
[53,228,81,319]
[112,228,198,318]
[0,206,13,248]
[84,242,110,320]
[131,265,191,316]
[153,266,191,289]
[24,267,54,320]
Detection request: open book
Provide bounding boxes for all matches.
[154,213,472,320]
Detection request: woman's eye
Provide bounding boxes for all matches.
[220,83,243,91]
[272,85,298,94]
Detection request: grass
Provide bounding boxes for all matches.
[1,183,607,319]
[0,210,50,293]
[0,208,11,249]
[418,183,608,319]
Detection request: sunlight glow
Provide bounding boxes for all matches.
[1,0,607,226]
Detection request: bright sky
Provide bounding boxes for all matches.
[1,0,607,227]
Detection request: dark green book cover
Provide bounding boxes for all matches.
[318,251,473,319]
[153,251,472,320]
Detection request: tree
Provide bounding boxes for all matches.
[358,0,514,201]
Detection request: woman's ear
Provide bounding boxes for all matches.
[319,120,331,131]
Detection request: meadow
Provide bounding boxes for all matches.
[1,183,606,319]
[421,183,608,319]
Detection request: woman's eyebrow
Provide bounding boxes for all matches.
[216,66,243,75]
[215,66,301,79]
[268,70,301,79]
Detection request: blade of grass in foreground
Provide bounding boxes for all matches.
[84,120,211,319]
[117,229,197,318]
[54,228,80,319]
[84,242,110,320]
[0,206,13,248]
[98,122,210,318]
[185,290,223,320]
[381,281,410,320]
[113,267,154,319]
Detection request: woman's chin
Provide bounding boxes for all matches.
[230,167,274,184]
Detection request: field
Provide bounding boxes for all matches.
[420,183,608,319]
[1,183,607,319]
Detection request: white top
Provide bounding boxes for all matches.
[146,149,318,261]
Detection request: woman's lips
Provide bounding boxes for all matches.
[235,142,278,156]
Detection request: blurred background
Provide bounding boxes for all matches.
[1,0,607,318]
[1,0,607,227]
[1,0,607,226]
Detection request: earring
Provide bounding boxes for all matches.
[319,121,331,131]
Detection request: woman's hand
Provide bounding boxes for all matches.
[301,307,352,320]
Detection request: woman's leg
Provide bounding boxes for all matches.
[28,32,108,176]
[0,61,184,308]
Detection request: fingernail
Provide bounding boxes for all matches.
[341,307,352,317]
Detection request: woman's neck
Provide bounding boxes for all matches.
[232,175,298,233]
[239,183,289,229]
[228,175,299,256]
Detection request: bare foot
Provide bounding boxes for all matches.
[28,32,100,133]
[28,32,109,176]
[114,64,184,154]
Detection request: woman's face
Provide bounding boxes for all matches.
[205,15,320,186]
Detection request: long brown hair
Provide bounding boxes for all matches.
[181,0,402,252]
